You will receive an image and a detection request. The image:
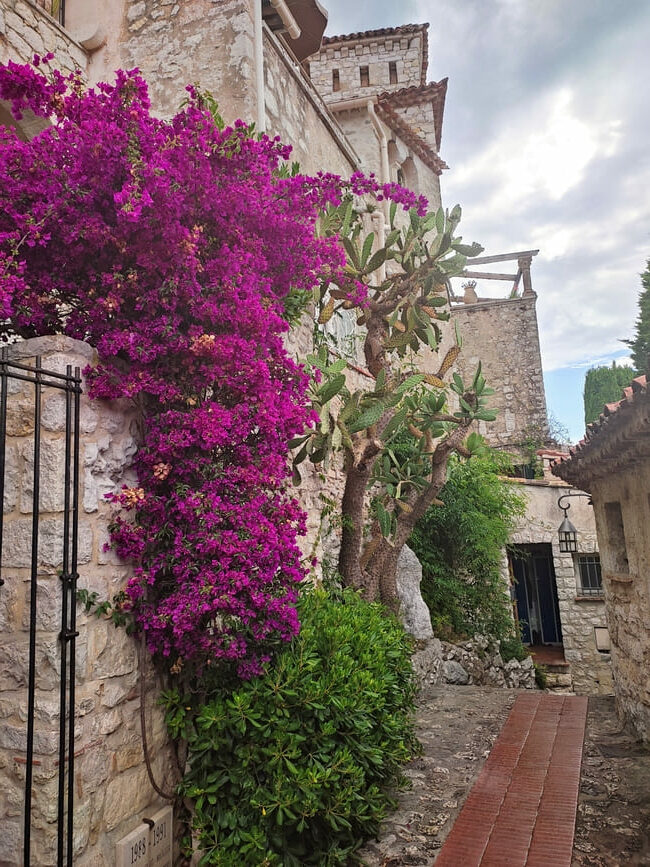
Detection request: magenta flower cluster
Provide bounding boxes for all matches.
[0,59,421,677]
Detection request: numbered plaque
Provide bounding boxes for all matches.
[116,806,173,867]
[148,806,173,866]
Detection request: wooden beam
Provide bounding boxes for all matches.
[461,271,520,281]
[468,249,539,266]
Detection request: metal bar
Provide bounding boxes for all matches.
[24,357,42,866]
[57,366,73,866]
[0,368,79,392]
[2,359,79,383]
[0,348,8,592]
[66,366,81,865]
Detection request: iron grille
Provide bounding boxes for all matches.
[0,350,81,866]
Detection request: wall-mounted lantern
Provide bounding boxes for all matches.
[557,492,592,553]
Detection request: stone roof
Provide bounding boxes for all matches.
[551,373,650,488]
[378,80,448,151]
[322,24,429,85]
[376,96,448,175]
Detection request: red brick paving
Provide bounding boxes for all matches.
[434,693,588,866]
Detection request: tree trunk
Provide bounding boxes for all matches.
[338,456,374,596]
[364,423,471,610]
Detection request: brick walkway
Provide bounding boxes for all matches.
[434,693,588,866]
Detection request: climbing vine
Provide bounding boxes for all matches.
[0,57,423,678]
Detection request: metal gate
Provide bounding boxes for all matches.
[0,349,81,866]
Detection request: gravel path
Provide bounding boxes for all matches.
[355,686,650,867]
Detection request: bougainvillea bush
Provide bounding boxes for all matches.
[0,57,426,678]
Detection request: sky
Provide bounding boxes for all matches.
[321,0,650,442]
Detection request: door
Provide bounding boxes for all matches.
[509,544,562,645]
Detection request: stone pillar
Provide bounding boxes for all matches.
[0,336,176,866]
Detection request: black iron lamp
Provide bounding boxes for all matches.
[557,492,592,553]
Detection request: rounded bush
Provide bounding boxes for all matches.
[164,587,420,865]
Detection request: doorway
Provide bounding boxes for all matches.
[509,544,563,646]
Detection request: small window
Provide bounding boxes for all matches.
[576,554,603,596]
[332,69,340,92]
[389,61,398,84]
[604,501,628,573]
[360,66,370,87]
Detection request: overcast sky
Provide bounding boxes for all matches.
[322,0,650,442]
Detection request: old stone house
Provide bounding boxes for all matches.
[0,1,613,862]
[552,373,650,742]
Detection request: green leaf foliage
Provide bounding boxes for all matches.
[408,451,526,643]
[583,361,636,425]
[165,587,420,865]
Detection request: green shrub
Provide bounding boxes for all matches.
[409,452,526,644]
[534,663,548,690]
[499,634,530,664]
[163,587,420,866]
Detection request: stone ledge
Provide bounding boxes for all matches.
[574,594,605,603]
[605,572,634,585]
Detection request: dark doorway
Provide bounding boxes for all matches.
[509,544,563,645]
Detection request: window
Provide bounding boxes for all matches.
[603,501,628,573]
[576,554,603,596]
[360,66,370,87]
[389,61,398,84]
[332,69,340,92]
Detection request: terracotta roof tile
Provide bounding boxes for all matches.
[322,24,429,85]
[375,100,448,175]
[551,373,650,488]
[378,80,448,151]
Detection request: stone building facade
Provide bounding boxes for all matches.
[307,24,446,207]
[553,373,650,741]
[507,462,611,696]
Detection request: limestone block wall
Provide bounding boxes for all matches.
[0,0,87,76]
[111,0,257,123]
[400,101,436,148]
[589,463,650,741]
[309,32,425,103]
[446,295,549,451]
[263,27,357,176]
[509,480,612,695]
[0,336,176,866]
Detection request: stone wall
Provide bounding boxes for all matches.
[509,479,613,696]
[0,0,87,77]
[0,336,176,865]
[447,295,549,450]
[263,26,357,176]
[589,463,650,741]
[114,0,257,122]
[309,31,425,104]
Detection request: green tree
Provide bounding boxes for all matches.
[293,199,490,610]
[624,257,650,372]
[408,450,526,641]
[583,361,636,425]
